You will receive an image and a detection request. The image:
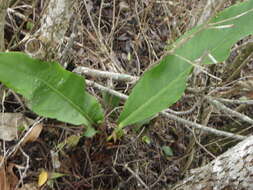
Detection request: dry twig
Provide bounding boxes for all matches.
[206,96,253,125]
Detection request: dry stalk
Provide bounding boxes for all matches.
[123,163,149,190]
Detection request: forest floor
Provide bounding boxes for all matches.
[1,0,253,190]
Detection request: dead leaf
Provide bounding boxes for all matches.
[64,135,80,148]
[0,113,34,141]
[0,156,10,190]
[38,169,48,187]
[119,2,129,11]
[6,163,19,190]
[246,91,253,99]
[21,124,43,146]
[56,135,80,151]
[0,167,10,190]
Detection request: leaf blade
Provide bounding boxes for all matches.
[118,59,191,127]
[0,52,104,127]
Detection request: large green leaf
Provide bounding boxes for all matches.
[0,52,104,127]
[118,0,253,127]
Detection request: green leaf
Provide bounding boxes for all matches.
[56,134,81,150]
[142,135,151,145]
[0,52,104,127]
[118,1,253,127]
[102,91,120,109]
[26,21,34,31]
[162,145,174,157]
[118,61,191,127]
[50,172,67,179]
[83,126,98,137]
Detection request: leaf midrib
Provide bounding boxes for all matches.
[119,67,191,127]
[38,77,93,125]
[0,58,93,125]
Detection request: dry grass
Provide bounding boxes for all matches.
[0,0,252,189]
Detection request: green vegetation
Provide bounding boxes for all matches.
[118,1,253,128]
[0,1,253,136]
[0,52,103,135]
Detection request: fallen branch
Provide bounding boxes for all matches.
[172,135,253,190]
[86,80,128,100]
[75,66,208,95]
[160,112,245,140]
[206,96,253,125]
[74,67,138,82]
[214,97,253,105]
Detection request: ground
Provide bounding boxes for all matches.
[0,0,253,190]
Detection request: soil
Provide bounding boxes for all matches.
[0,0,252,190]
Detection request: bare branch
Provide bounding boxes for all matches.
[86,80,128,100]
[206,96,253,125]
[74,67,138,82]
[214,97,253,105]
[160,111,245,140]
